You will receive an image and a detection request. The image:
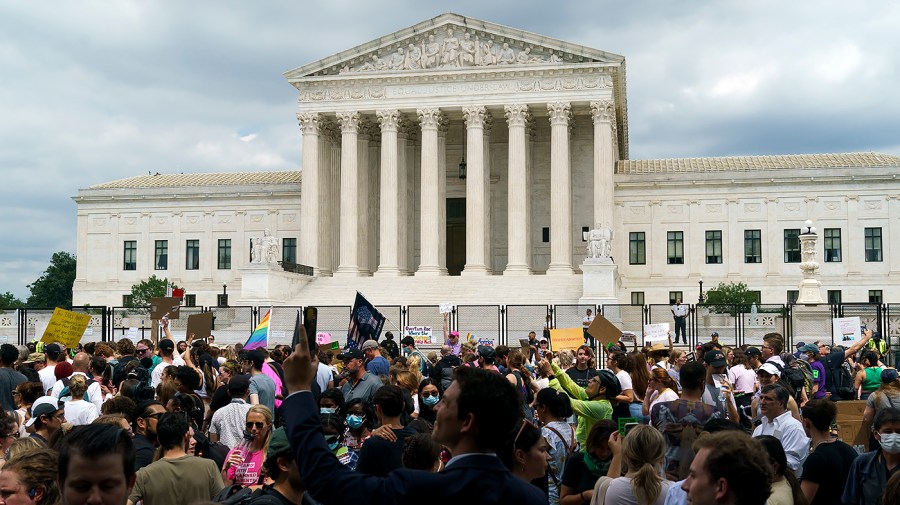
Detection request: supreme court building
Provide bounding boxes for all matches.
[73,13,900,308]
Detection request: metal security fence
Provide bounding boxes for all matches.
[313,306,352,348]
[554,304,597,331]
[457,305,502,346]
[505,305,550,344]
[267,306,303,347]
[207,306,254,345]
[404,305,444,349]
[600,304,645,336]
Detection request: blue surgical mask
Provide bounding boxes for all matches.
[325,436,340,452]
[320,407,336,415]
[880,433,900,454]
[422,395,439,407]
[346,414,365,429]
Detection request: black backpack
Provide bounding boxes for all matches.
[213,485,282,505]
[778,366,807,404]
[826,356,856,400]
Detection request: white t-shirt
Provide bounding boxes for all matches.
[615,369,633,392]
[64,399,99,426]
[38,366,57,395]
[583,314,594,328]
[151,361,172,388]
[601,476,673,505]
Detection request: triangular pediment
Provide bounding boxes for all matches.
[284,13,625,79]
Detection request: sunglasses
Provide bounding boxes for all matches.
[246,421,267,430]
[136,348,149,353]
[143,412,163,420]
[421,391,439,398]
[1,432,18,439]
[514,419,537,446]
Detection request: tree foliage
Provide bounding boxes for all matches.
[0,292,25,310]
[128,275,179,308]
[702,281,760,314]
[27,251,77,308]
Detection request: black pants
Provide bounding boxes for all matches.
[674,316,686,342]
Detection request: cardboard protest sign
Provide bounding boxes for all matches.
[643,323,670,344]
[587,313,623,349]
[439,303,453,314]
[549,327,584,350]
[150,297,181,320]
[40,308,92,348]
[316,332,332,345]
[519,338,532,358]
[404,326,433,345]
[833,316,862,345]
[186,313,214,342]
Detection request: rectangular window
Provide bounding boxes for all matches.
[123,241,137,271]
[283,238,297,264]
[787,290,799,304]
[824,228,841,262]
[827,290,842,304]
[865,227,883,262]
[669,291,683,305]
[122,294,134,307]
[784,229,801,263]
[744,230,762,263]
[667,231,684,264]
[184,294,196,307]
[629,232,646,265]
[750,291,762,304]
[185,240,200,270]
[705,230,723,264]
[869,290,883,304]
[631,292,645,305]
[217,239,231,270]
[581,226,589,242]
[154,240,168,270]
[542,227,550,243]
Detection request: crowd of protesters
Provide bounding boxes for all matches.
[0,316,897,505]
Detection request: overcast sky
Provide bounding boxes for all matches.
[2,1,898,300]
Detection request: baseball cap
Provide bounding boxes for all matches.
[449,331,460,337]
[711,332,719,337]
[337,348,365,361]
[158,339,175,352]
[44,343,62,355]
[477,345,496,362]
[23,352,46,364]
[795,341,807,349]
[800,344,818,354]
[267,427,291,459]
[26,396,62,427]
[882,368,899,384]
[704,350,727,367]
[744,347,762,357]
[757,363,781,377]
[360,340,380,351]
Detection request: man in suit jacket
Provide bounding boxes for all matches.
[281,329,546,505]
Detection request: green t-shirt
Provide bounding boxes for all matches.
[549,362,612,449]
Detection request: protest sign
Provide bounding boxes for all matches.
[439,303,453,314]
[150,297,181,320]
[832,316,862,345]
[40,308,91,348]
[126,327,139,344]
[587,313,623,348]
[186,313,214,342]
[404,326,433,345]
[643,323,670,344]
[549,327,584,350]
[519,338,532,358]
[316,332,332,345]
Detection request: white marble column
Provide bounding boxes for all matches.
[416,108,447,275]
[375,110,401,276]
[397,119,411,275]
[547,102,574,275]
[462,105,489,275]
[335,111,361,276]
[297,112,320,272]
[438,116,449,272]
[504,104,531,275]
[590,101,616,231]
[356,120,375,276]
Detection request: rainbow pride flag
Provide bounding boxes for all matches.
[244,308,272,350]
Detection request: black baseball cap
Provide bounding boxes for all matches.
[744,347,762,357]
[337,348,365,361]
[158,339,175,352]
[704,350,727,367]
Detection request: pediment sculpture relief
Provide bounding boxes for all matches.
[339,26,568,74]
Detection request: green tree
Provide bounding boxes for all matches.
[127,275,179,308]
[27,251,77,308]
[0,292,25,309]
[702,281,760,314]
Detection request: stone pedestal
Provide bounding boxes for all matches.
[238,263,312,304]
[790,304,832,342]
[579,259,619,305]
[797,279,824,304]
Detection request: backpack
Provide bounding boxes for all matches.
[823,353,856,400]
[57,376,90,402]
[775,365,807,405]
[790,360,815,400]
[213,485,282,505]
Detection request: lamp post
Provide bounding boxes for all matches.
[698,278,704,304]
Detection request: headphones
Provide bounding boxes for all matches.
[27,488,37,499]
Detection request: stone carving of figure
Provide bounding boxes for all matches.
[441,28,460,67]
[547,50,562,63]
[496,42,516,65]
[251,236,262,263]
[586,226,613,260]
[360,54,387,72]
[423,34,440,69]
[459,32,476,66]
[405,43,422,69]
[261,229,280,264]
[477,36,495,66]
[387,47,405,70]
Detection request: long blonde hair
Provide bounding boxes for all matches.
[246,405,273,455]
[622,424,665,505]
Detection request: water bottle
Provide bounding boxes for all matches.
[233,431,253,463]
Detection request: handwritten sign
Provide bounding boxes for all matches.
[643,323,670,344]
[439,303,453,314]
[833,316,862,345]
[150,297,181,320]
[549,327,584,350]
[40,308,92,348]
[316,332,332,345]
[404,326,433,345]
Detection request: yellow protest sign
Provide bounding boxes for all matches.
[549,327,585,351]
[40,308,92,348]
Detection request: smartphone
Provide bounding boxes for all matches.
[304,306,318,352]
[624,422,639,436]
[712,374,727,389]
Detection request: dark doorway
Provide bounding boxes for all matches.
[446,198,466,276]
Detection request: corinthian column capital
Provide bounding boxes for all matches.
[504,104,530,127]
[416,108,444,130]
[462,105,487,128]
[376,109,401,131]
[547,102,571,125]
[297,112,320,134]
[590,100,616,123]
[336,111,360,133]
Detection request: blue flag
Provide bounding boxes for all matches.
[347,292,385,348]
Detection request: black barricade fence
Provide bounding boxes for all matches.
[378,305,403,344]
[457,305,502,347]
[267,306,303,347]
[505,305,550,346]
[648,304,696,347]
[20,306,107,346]
[206,306,255,346]
[738,304,787,348]
[312,306,352,351]
[112,306,152,342]
[404,305,444,351]
[887,304,900,366]
[0,309,15,346]
[788,304,837,351]
[554,304,597,333]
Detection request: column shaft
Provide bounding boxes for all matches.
[375,110,401,275]
[547,102,574,275]
[356,122,372,275]
[335,111,361,276]
[504,104,531,275]
[590,101,616,230]
[297,112,320,271]
[462,105,489,275]
[416,108,446,275]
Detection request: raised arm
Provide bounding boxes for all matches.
[844,329,872,359]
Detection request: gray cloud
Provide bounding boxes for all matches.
[1,1,898,298]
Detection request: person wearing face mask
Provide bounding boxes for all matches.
[342,398,374,456]
[417,378,440,425]
[321,413,357,470]
[843,407,900,505]
[318,388,345,416]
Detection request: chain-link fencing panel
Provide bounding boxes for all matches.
[457,305,501,346]
[837,304,882,335]
[600,304,645,337]
[18,307,106,346]
[887,304,900,366]
[266,306,303,347]
[378,305,403,342]
[694,304,739,348]
[738,304,787,348]
[506,305,549,345]
[313,306,352,349]
[111,307,152,342]
[405,305,444,352]
[647,304,695,346]
[788,304,835,349]
[554,304,597,332]
[206,306,255,345]
[0,309,17,346]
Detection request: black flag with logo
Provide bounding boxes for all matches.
[347,292,385,348]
